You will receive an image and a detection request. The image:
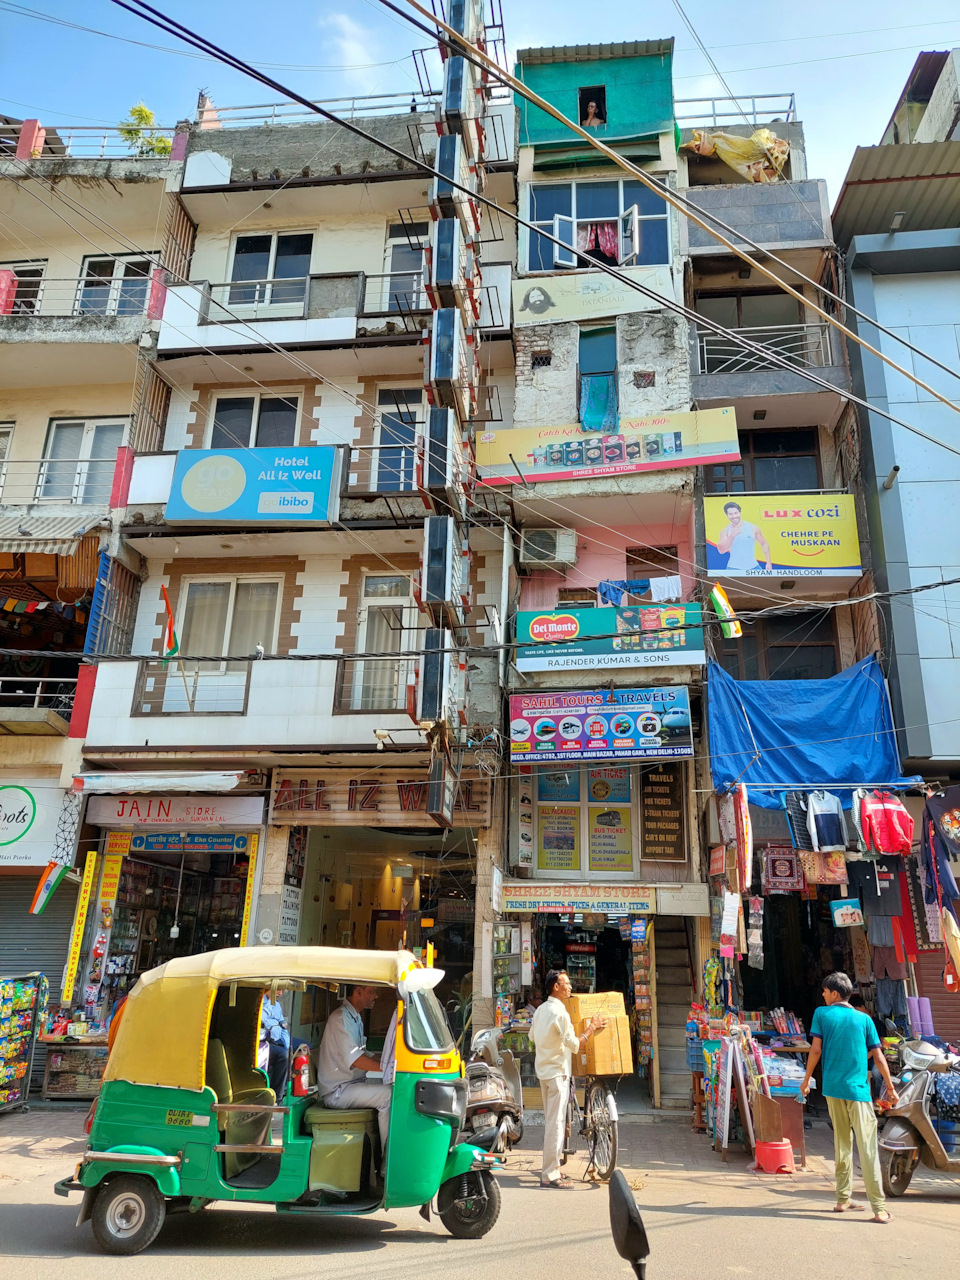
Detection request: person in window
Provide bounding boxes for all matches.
[716,500,773,572]
[581,100,606,128]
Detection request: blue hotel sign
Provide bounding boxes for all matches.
[165,447,342,524]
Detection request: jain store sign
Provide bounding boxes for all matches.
[165,447,342,524]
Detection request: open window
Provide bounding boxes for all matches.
[620,206,640,266]
[553,214,575,268]
[578,86,607,129]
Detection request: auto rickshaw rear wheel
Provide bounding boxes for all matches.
[437,1170,501,1239]
[91,1174,166,1255]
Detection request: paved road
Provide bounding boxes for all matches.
[2,1107,958,1279]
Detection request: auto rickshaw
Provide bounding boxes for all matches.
[54,947,501,1254]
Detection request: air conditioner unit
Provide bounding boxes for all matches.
[518,528,579,569]
[440,55,485,161]
[430,217,466,309]
[417,627,453,724]
[448,0,484,43]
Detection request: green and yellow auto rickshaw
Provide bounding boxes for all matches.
[54,947,501,1254]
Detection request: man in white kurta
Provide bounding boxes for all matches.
[315,985,392,1151]
[530,970,606,1187]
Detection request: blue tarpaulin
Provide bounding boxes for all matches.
[707,656,921,810]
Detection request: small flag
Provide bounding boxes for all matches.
[161,584,179,661]
[708,583,742,638]
[30,862,69,915]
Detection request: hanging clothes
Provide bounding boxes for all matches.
[761,845,804,893]
[916,858,943,943]
[649,575,683,603]
[596,579,650,607]
[872,946,908,981]
[783,791,815,852]
[734,783,753,892]
[579,373,618,432]
[925,788,960,857]
[847,856,903,917]
[920,810,960,921]
[805,790,847,853]
[859,790,914,856]
[867,914,895,947]
[895,870,919,962]
[849,787,871,858]
[875,977,908,1019]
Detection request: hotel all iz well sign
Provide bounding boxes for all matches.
[269,770,491,827]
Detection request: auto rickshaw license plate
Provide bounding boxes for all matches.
[166,1109,209,1127]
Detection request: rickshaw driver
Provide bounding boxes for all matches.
[315,984,393,1153]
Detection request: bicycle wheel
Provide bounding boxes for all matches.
[586,1080,618,1181]
[561,1080,576,1164]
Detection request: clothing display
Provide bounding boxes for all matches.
[734,783,753,892]
[805,790,847,853]
[916,860,943,943]
[649,575,682,603]
[859,790,914,856]
[867,914,895,948]
[926,788,960,857]
[783,791,815,852]
[761,845,804,893]
[921,807,960,920]
[799,850,848,885]
[872,946,908,981]
[875,977,908,1019]
[847,857,903,917]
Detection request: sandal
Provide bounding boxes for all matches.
[872,1210,892,1224]
[833,1201,865,1212]
[541,1177,574,1189]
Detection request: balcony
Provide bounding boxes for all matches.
[0,676,76,736]
[682,180,831,254]
[691,321,850,420]
[0,271,164,334]
[0,457,118,507]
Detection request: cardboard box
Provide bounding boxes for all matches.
[563,992,633,1075]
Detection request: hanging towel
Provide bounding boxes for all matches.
[649,575,683,603]
[597,579,650,607]
[805,790,847,853]
[579,372,618,432]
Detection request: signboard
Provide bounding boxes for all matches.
[501,882,656,914]
[656,882,709,916]
[0,777,69,868]
[128,832,251,854]
[640,763,687,862]
[516,603,705,672]
[509,688,693,763]
[278,885,302,945]
[238,833,259,946]
[165,446,342,525]
[704,493,861,578]
[589,807,633,872]
[86,795,264,828]
[105,831,132,857]
[269,770,490,827]
[476,407,739,487]
[62,851,98,1005]
[513,265,675,328]
[99,854,124,910]
[537,805,579,871]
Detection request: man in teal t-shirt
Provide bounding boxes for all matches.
[801,972,899,1221]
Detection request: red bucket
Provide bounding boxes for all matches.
[754,1139,795,1174]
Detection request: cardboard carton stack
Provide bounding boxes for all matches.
[563,991,633,1075]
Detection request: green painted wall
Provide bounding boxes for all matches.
[516,53,674,148]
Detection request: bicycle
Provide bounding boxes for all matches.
[561,1074,619,1181]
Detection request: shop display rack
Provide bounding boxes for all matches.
[0,972,46,1115]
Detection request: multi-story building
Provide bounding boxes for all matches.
[834,49,960,1035]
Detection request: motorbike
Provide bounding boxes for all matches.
[878,1031,960,1196]
[609,1169,650,1279]
[460,1026,524,1153]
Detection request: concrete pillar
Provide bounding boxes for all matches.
[253,823,288,944]
[16,120,45,160]
[471,779,505,1031]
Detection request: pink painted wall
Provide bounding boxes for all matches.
[519,516,697,611]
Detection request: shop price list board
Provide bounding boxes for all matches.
[0,973,45,1114]
[640,764,686,862]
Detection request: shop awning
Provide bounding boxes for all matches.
[72,771,245,795]
[707,656,922,810]
[0,514,96,556]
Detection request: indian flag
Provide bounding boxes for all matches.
[708,583,742,639]
[30,862,69,915]
[161,584,179,661]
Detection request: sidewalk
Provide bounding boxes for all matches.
[0,1105,87,1189]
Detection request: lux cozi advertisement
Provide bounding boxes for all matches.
[515,603,705,671]
[475,406,739,487]
[509,688,693,763]
[704,493,861,577]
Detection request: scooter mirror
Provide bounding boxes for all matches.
[884,1019,899,1035]
[609,1169,650,1278]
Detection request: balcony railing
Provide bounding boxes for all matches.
[0,274,160,319]
[0,122,176,159]
[695,322,834,375]
[199,271,429,325]
[0,677,76,715]
[359,271,429,316]
[200,93,440,126]
[334,656,416,714]
[0,458,118,506]
[344,444,421,497]
[133,659,252,716]
[675,94,797,127]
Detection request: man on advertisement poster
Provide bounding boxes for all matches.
[716,501,773,572]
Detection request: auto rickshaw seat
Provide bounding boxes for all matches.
[302,1104,378,1194]
[206,1036,277,1178]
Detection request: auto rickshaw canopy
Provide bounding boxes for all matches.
[104,946,420,1093]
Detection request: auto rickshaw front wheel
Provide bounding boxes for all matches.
[91,1174,166,1255]
[437,1170,501,1239]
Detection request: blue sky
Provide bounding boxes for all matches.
[2,1,959,201]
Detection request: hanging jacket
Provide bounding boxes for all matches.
[805,790,847,853]
[849,787,871,858]
[860,790,914,856]
[783,791,815,852]
[922,811,960,918]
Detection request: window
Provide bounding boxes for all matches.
[178,576,281,673]
[354,574,421,710]
[625,546,682,599]
[718,611,838,681]
[0,261,45,314]
[374,388,425,492]
[77,256,153,317]
[531,351,552,369]
[695,290,810,374]
[578,326,618,430]
[527,178,669,272]
[384,223,428,313]
[404,988,455,1053]
[557,587,597,609]
[229,232,313,306]
[706,429,821,494]
[579,86,607,129]
[40,418,125,504]
[696,291,802,330]
[209,393,300,449]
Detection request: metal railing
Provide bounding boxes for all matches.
[0,276,155,319]
[359,271,429,315]
[133,659,252,716]
[0,457,118,506]
[199,271,430,324]
[675,94,797,128]
[0,122,176,159]
[199,92,440,127]
[344,443,422,496]
[695,322,833,375]
[334,656,416,714]
[0,677,76,715]
[205,276,310,320]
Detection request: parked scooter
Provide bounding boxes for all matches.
[609,1169,650,1279]
[460,1026,524,1153]
[879,1032,960,1196]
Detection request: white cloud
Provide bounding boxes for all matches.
[319,12,386,95]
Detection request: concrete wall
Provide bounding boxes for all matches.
[516,53,674,147]
[681,180,830,251]
[914,52,960,144]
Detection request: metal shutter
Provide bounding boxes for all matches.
[0,873,78,1089]
[913,949,960,1042]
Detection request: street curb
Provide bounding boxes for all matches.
[524,1109,692,1127]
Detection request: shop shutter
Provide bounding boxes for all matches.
[913,949,960,1042]
[0,873,78,1089]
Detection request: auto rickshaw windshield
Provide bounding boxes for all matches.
[405,987,455,1052]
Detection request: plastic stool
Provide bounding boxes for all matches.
[753,1139,795,1174]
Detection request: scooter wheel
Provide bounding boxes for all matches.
[879,1147,914,1197]
[91,1175,166,1255]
